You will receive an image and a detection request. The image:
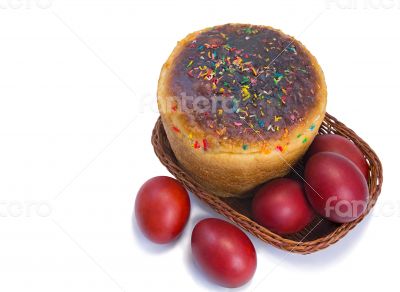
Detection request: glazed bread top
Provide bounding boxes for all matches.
[158,24,326,153]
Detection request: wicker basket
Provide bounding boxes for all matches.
[151,113,383,254]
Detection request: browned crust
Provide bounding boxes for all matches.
[157,24,327,197]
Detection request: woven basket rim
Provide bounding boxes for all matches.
[151,113,383,254]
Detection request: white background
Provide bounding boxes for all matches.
[0,0,398,291]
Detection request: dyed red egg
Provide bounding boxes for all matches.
[251,178,314,234]
[304,152,369,223]
[306,134,369,180]
[191,218,256,288]
[135,176,190,244]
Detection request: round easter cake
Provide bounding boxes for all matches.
[157,23,327,197]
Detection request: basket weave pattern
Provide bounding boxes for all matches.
[151,113,383,254]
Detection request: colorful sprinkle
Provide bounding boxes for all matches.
[287,45,297,54]
[273,73,283,85]
[261,145,271,154]
[283,128,289,138]
[202,139,208,151]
